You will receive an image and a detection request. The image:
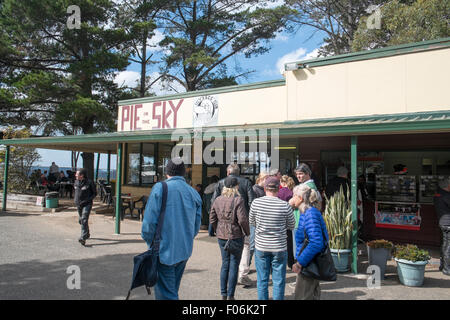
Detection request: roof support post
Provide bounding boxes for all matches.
[2,146,10,212]
[95,153,100,183]
[351,136,358,274]
[107,151,111,184]
[115,144,123,235]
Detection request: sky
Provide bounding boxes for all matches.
[37,19,327,169]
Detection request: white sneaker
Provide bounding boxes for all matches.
[237,276,252,286]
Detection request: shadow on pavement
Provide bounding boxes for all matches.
[0,253,148,300]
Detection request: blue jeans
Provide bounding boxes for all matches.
[77,204,92,240]
[155,259,188,300]
[218,238,244,297]
[255,249,287,300]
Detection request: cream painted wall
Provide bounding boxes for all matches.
[286,48,450,120]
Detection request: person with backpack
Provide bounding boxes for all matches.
[141,158,202,300]
[210,176,250,300]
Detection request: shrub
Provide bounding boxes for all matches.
[367,239,394,249]
[394,244,430,262]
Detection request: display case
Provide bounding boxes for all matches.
[375,175,416,202]
[419,175,450,203]
[375,201,421,230]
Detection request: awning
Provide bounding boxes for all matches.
[2,110,450,152]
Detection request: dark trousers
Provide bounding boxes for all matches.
[287,230,295,269]
[440,225,450,274]
[218,238,244,298]
[77,204,92,240]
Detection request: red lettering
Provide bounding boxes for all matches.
[169,99,183,128]
[121,106,130,131]
[162,101,172,129]
[152,102,162,129]
[134,104,142,131]
[130,105,134,130]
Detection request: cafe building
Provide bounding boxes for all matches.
[2,37,450,273]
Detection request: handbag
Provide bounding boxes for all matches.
[223,197,242,256]
[299,226,337,282]
[125,181,168,300]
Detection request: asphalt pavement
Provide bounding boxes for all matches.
[0,207,449,300]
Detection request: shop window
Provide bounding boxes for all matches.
[127,143,141,185]
[158,143,174,181]
[141,143,156,185]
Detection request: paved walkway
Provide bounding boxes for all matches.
[0,207,449,300]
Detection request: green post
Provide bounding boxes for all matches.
[2,145,10,212]
[107,151,111,184]
[115,144,123,235]
[351,136,358,274]
[95,153,100,183]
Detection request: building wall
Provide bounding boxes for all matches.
[286,48,450,120]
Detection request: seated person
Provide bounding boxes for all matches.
[56,171,69,183]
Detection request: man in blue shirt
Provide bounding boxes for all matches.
[141,158,202,300]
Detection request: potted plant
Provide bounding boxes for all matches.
[393,244,430,287]
[324,186,353,272]
[366,239,393,279]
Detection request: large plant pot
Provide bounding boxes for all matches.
[367,247,391,279]
[395,258,428,287]
[330,249,351,272]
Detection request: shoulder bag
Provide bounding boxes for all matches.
[125,181,168,299]
[298,225,337,281]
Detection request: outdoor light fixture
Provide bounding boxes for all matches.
[285,62,309,71]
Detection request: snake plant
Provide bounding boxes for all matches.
[323,185,353,250]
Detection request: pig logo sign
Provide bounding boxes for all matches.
[193,96,218,128]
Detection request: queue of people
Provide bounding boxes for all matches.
[138,158,340,300]
[205,162,333,300]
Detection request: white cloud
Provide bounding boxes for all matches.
[276,48,307,74]
[276,47,321,74]
[274,32,288,42]
[114,70,140,88]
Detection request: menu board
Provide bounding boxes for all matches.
[419,175,449,203]
[376,175,416,202]
[375,202,421,230]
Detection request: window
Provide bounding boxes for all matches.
[125,142,176,186]
[127,143,141,185]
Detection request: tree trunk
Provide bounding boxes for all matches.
[81,152,95,180]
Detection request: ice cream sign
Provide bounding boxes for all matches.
[118,95,219,132]
[118,99,184,131]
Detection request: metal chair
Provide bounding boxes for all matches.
[133,196,148,221]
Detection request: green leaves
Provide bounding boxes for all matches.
[394,244,430,262]
[352,0,450,51]
[324,185,353,250]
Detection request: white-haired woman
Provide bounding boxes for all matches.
[290,184,330,300]
[210,176,250,300]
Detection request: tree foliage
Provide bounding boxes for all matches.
[352,0,450,51]
[0,127,41,193]
[159,0,295,91]
[286,0,390,56]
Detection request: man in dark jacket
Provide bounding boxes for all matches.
[434,178,450,276]
[212,163,255,286]
[74,168,97,246]
[325,166,350,199]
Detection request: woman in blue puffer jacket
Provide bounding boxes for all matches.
[291,183,329,300]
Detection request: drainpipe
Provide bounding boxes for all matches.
[115,144,123,234]
[351,136,358,274]
[2,146,10,212]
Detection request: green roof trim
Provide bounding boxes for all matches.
[2,111,450,150]
[285,37,450,70]
[118,79,286,106]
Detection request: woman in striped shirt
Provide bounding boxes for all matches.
[249,176,296,300]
